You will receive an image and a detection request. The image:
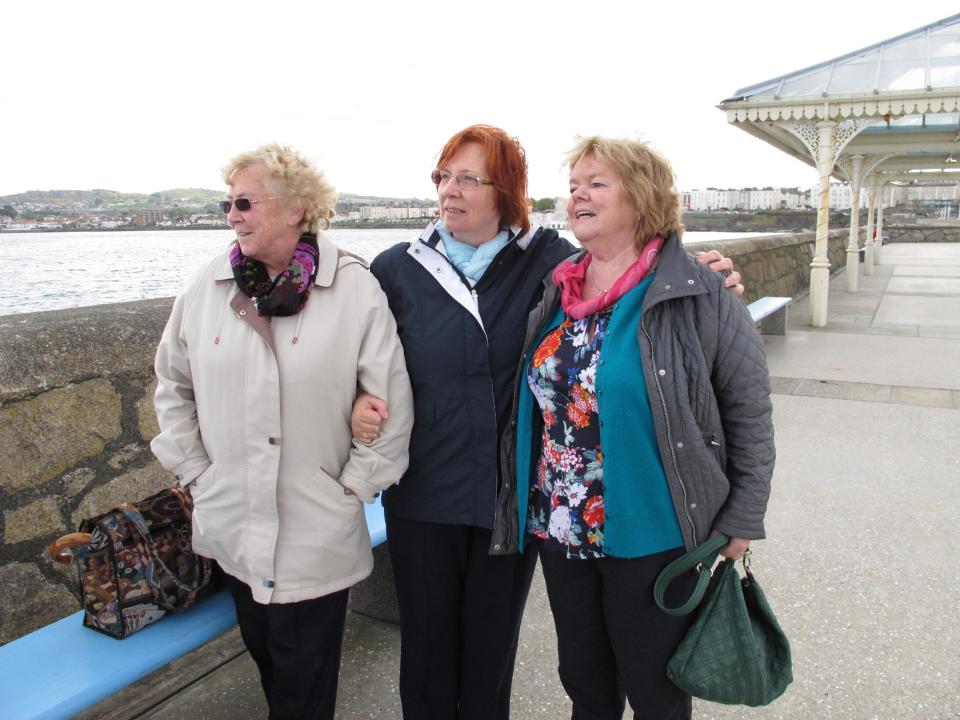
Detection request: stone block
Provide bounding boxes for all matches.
[890,386,955,409]
[62,467,96,499]
[4,497,65,545]
[107,443,147,471]
[137,378,160,442]
[0,298,171,402]
[0,380,121,493]
[0,563,77,643]
[70,462,171,526]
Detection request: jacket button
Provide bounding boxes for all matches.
[664,284,671,290]
[690,503,697,509]
[677,441,684,449]
[688,279,695,285]
[504,482,511,489]
[493,544,502,551]
[658,369,666,376]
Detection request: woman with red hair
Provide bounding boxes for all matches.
[353,125,740,719]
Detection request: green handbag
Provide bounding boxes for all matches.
[653,534,793,706]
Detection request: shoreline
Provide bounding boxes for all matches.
[0,220,438,234]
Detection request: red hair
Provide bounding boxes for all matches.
[436,124,530,236]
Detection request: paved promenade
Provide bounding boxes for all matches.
[84,243,960,720]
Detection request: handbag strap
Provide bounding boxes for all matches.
[118,501,210,608]
[653,533,729,616]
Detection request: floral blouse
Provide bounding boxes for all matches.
[526,309,613,559]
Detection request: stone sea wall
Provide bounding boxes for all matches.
[887,224,960,243]
[0,227,854,644]
[712,227,853,304]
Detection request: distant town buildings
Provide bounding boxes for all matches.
[2,182,957,233]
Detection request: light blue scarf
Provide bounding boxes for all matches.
[436,221,510,285]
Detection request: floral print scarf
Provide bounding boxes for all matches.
[229,233,319,316]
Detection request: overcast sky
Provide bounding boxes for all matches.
[3,1,958,200]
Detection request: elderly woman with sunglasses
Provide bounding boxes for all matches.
[350,125,744,719]
[497,136,775,719]
[150,143,413,720]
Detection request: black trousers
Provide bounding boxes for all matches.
[226,573,350,720]
[539,546,697,720]
[385,511,539,720]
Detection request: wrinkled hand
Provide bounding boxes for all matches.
[351,392,388,444]
[709,530,751,561]
[697,250,744,297]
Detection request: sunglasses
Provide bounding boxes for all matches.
[430,169,494,190]
[219,197,276,213]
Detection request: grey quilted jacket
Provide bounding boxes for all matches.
[490,233,775,555]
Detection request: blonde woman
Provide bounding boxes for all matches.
[498,136,775,719]
[152,144,413,720]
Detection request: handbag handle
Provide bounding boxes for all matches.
[654,533,729,616]
[49,532,93,564]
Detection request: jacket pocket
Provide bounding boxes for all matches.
[313,466,362,506]
[188,464,217,537]
[703,432,725,469]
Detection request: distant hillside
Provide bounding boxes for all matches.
[0,188,223,206]
[1,189,434,208]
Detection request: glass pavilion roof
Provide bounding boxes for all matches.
[727,14,960,101]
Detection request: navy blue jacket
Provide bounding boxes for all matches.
[370,223,576,528]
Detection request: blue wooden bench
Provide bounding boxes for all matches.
[0,498,388,720]
[748,296,791,335]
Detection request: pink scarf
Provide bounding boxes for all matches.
[552,236,664,319]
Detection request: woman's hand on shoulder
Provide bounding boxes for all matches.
[352,392,389,444]
[697,250,744,297]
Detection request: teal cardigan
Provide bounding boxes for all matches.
[515,276,684,557]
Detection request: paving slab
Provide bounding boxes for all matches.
[763,331,960,390]
[878,243,960,264]
[873,294,960,332]
[892,265,960,278]
[885,277,960,295]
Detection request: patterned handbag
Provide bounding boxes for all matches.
[50,484,214,639]
[653,534,793,706]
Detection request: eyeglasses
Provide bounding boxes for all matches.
[218,197,276,213]
[430,169,494,190]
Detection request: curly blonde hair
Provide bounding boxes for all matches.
[567,136,684,250]
[222,144,336,233]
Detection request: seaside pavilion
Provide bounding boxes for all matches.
[719,13,960,326]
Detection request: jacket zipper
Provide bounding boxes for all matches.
[641,319,697,545]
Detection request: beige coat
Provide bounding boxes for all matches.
[151,233,413,604]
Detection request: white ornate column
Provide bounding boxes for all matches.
[875,186,886,264]
[864,185,877,274]
[844,155,864,292]
[777,116,872,326]
[809,121,836,327]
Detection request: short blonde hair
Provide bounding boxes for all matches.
[567,136,684,249]
[222,143,336,233]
